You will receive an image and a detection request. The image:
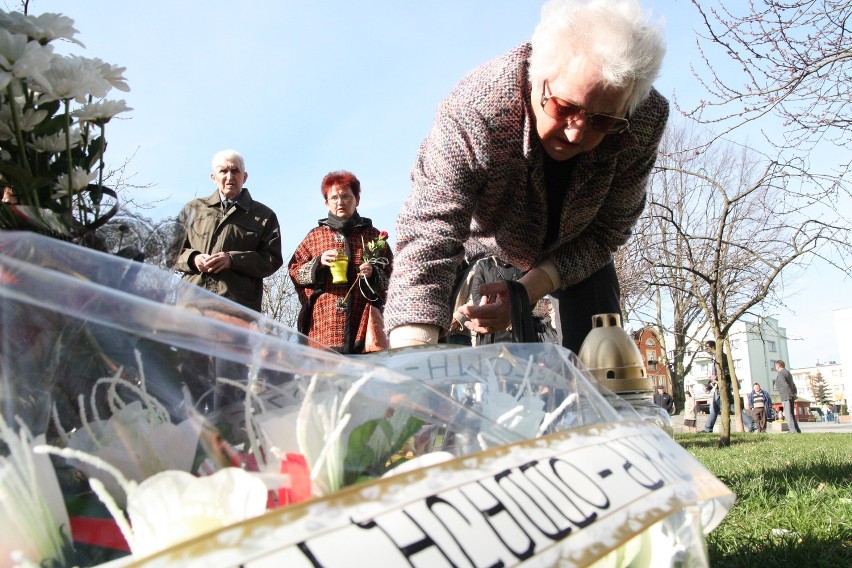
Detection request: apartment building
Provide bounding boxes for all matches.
[682,317,789,410]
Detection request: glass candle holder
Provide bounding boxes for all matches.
[330,250,349,284]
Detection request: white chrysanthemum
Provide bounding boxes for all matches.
[72,99,132,125]
[0,28,55,90]
[0,10,83,46]
[38,55,113,103]
[91,57,129,92]
[29,128,83,153]
[52,166,96,197]
[0,105,48,140]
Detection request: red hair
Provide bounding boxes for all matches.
[321,171,361,201]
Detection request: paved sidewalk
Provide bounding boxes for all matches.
[670,412,852,434]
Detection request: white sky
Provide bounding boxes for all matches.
[22,0,852,366]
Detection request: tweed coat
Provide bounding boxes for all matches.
[289,216,392,354]
[174,188,282,312]
[384,43,669,333]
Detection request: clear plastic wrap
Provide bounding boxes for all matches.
[0,233,733,567]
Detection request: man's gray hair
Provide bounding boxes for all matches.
[529,0,666,115]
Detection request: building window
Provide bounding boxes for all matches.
[647,349,658,371]
[730,339,740,350]
[734,359,742,370]
[770,360,777,371]
[645,338,656,346]
[767,340,777,352]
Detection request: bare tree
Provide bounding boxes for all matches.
[686,0,852,172]
[262,268,300,329]
[97,214,181,269]
[619,126,707,411]
[646,122,849,445]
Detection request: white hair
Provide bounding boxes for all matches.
[529,0,666,115]
[211,149,245,172]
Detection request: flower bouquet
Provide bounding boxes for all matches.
[0,232,734,567]
[0,8,130,242]
[362,230,389,264]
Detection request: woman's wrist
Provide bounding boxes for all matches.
[519,261,560,304]
[388,324,440,348]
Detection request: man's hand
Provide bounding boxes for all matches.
[195,252,232,273]
[458,280,512,334]
[358,262,373,277]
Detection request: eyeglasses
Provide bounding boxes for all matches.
[540,80,629,134]
[327,193,354,202]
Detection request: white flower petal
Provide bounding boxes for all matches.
[29,128,83,153]
[72,99,132,124]
[0,10,82,45]
[0,420,69,567]
[127,468,268,557]
[51,167,96,198]
[0,29,55,88]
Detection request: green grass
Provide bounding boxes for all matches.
[675,433,852,567]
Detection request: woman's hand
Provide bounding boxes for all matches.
[320,249,340,266]
[358,262,373,277]
[458,280,511,334]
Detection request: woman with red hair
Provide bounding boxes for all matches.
[289,171,393,353]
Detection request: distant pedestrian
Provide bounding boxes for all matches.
[683,390,698,433]
[653,385,675,415]
[747,383,772,433]
[773,360,801,434]
[822,403,833,423]
[702,340,730,433]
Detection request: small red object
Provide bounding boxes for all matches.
[70,516,131,552]
[277,453,311,506]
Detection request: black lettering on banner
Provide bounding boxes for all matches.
[494,464,573,541]
[547,458,612,528]
[296,542,323,567]
[459,477,537,561]
[612,434,688,484]
[602,438,666,490]
[356,511,454,566]
[423,494,504,568]
[519,459,605,530]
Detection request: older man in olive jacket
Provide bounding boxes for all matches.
[173,149,282,312]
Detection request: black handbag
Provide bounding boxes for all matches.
[504,279,540,343]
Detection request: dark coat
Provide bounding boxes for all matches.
[654,391,675,415]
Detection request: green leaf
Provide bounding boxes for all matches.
[343,418,380,486]
[389,416,425,457]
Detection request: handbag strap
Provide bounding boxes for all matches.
[504,280,538,343]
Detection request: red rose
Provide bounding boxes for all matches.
[379,231,389,239]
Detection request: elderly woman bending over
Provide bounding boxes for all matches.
[385,0,668,353]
